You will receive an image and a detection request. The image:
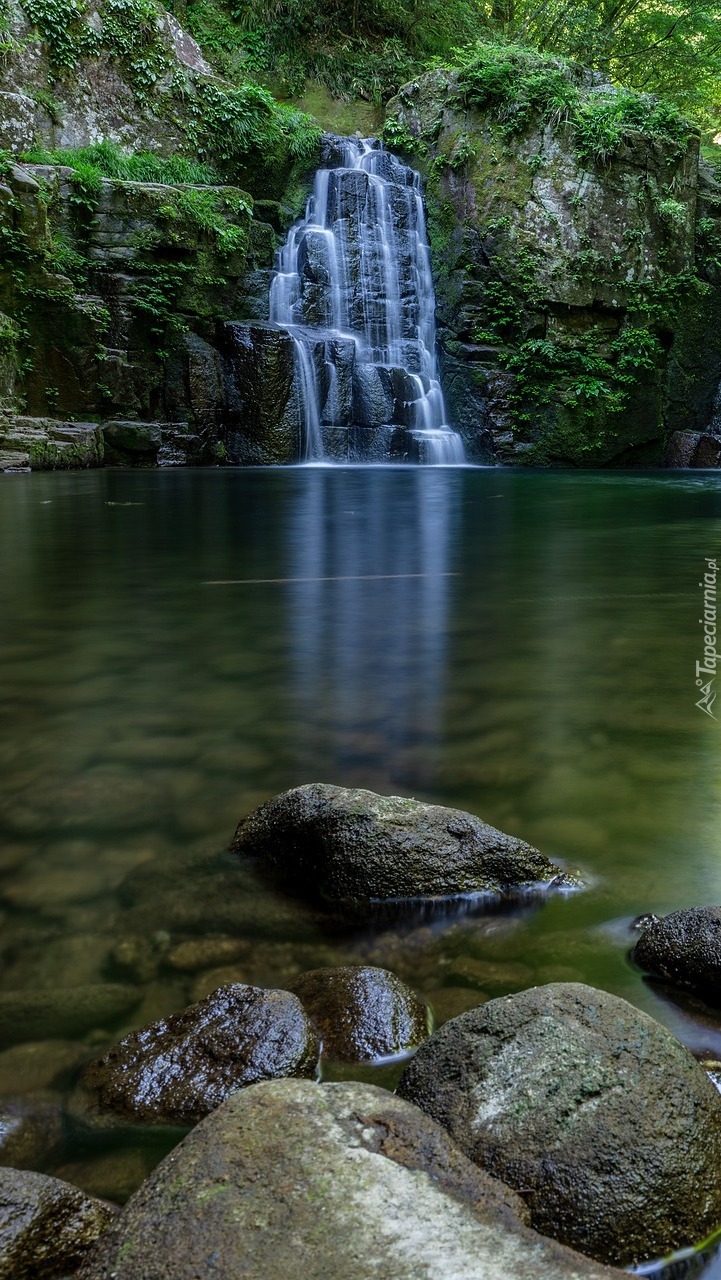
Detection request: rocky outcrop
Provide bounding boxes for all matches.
[230,783,579,909]
[77,1079,624,1280]
[631,906,721,1002]
[397,982,721,1265]
[0,161,279,470]
[385,53,721,467]
[288,965,430,1061]
[69,984,319,1131]
[0,1167,117,1280]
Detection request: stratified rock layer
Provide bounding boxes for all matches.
[230,783,577,906]
[397,982,721,1265]
[78,1079,624,1280]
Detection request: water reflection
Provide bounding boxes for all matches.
[286,467,460,789]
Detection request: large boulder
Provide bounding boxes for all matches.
[230,784,577,907]
[397,983,721,1266]
[0,1167,116,1280]
[288,965,430,1061]
[69,984,319,1132]
[77,1079,623,1280]
[632,906,721,1002]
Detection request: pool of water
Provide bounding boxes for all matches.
[1,465,721,1265]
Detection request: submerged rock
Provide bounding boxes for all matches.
[70,984,319,1131]
[0,1167,116,1280]
[230,784,577,907]
[0,1096,65,1170]
[0,984,142,1048]
[631,906,721,1003]
[397,982,721,1266]
[77,1079,623,1280]
[288,965,429,1061]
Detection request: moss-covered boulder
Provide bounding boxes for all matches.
[397,982,721,1265]
[230,783,579,908]
[76,1079,625,1280]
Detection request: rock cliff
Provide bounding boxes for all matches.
[385,52,721,466]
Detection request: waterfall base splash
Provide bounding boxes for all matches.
[265,136,465,467]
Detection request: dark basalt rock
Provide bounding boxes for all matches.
[77,1079,624,1280]
[0,1167,117,1280]
[288,965,430,1061]
[69,984,319,1132]
[632,906,721,1003]
[397,982,721,1266]
[230,783,578,908]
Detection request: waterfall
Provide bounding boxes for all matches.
[269,138,465,466]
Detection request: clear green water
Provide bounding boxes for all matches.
[1,465,721,1266]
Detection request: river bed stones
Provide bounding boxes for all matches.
[288,965,430,1061]
[0,1096,65,1169]
[0,984,142,1048]
[0,1167,117,1280]
[69,984,319,1132]
[631,906,721,1003]
[77,1079,624,1280]
[397,982,721,1266]
[230,783,578,908]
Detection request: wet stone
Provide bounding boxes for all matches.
[69,984,320,1132]
[288,965,430,1062]
[398,982,721,1266]
[230,783,578,909]
[76,1079,623,1280]
[0,1167,117,1280]
[631,906,721,1003]
[0,1096,65,1170]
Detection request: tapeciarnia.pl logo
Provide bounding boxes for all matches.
[696,557,718,719]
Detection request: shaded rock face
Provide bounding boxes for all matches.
[70,984,319,1131]
[230,783,577,908]
[288,965,430,1061]
[632,906,721,1003]
[0,1167,117,1280]
[664,430,721,467]
[397,982,721,1266]
[0,162,280,468]
[220,321,299,464]
[77,1079,624,1280]
[386,67,721,468]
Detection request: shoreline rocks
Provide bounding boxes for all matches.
[0,1168,117,1280]
[397,982,721,1266]
[230,784,580,908]
[76,1079,624,1280]
[288,965,430,1061]
[69,984,319,1132]
[631,906,721,1004]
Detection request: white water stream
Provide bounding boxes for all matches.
[269,138,465,465]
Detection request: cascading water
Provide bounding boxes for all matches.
[269,138,465,465]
